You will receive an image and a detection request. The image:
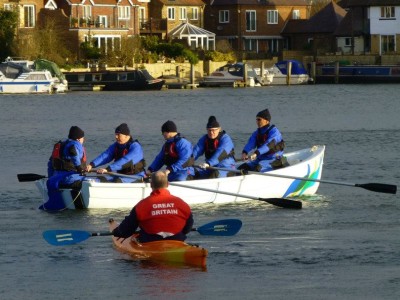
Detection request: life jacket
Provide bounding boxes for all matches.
[51,140,86,171]
[256,125,285,155]
[163,135,194,168]
[204,131,234,161]
[114,138,146,174]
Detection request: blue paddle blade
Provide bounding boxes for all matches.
[43,230,91,246]
[195,219,242,236]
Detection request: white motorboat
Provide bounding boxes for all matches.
[255,60,311,85]
[35,145,325,210]
[199,62,267,87]
[0,58,67,93]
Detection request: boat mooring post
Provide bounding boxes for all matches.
[334,61,340,84]
[310,62,316,84]
[186,63,198,89]
[243,64,248,87]
[286,61,292,85]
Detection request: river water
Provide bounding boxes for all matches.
[0,85,399,299]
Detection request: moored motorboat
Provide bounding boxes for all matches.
[199,62,264,87]
[109,219,208,268]
[0,58,67,93]
[35,145,325,210]
[255,60,311,85]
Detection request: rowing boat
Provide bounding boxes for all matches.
[109,220,208,268]
[35,145,325,210]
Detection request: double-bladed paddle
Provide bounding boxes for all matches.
[206,166,397,195]
[105,171,302,209]
[43,218,242,246]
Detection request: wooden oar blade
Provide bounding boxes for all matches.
[356,183,397,194]
[195,219,242,236]
[17,173,46,182]
[259,198,302,209]
[43,230,91,246]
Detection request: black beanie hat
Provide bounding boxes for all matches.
[256,109,271,121]
[161,120,177,133]
[115,123,130,135]
[68,126,85,140]
[207,116,220,128]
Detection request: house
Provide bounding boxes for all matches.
[282,1,347,55]
[338,0,400,55]
[142,0,206,40]
[202,0,310,58]
[1,0,45,47]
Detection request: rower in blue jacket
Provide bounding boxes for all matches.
[86,123,146,183]
[146,120,194,181]
[239,108,285,172]
[193,116,236,178]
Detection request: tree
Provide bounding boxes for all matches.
[0,9,18,61]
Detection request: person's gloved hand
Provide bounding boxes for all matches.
[199,163,210,169]
[250,153,257,161]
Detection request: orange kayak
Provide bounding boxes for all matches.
[109,220,208,268]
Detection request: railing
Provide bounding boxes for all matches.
[139,18,167,32]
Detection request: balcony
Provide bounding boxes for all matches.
[139,18,167,33]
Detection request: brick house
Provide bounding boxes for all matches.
[1,0,45,47]
[203,0,310,57]
[141,0,205,39]
[282,1,347,55]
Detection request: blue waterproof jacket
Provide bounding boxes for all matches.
[148,134,194,175]
[90,139,145,176]
[193,131,235,168]
[242,124,284,161]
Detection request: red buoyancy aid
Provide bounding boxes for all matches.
[204,132,223,159]
[135,189,192,235]
[51,140,86,171]
[114,139,134,160]
[256,125,275,148]
[113,139,146,174]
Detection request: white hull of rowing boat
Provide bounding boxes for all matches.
[36,145,325,209]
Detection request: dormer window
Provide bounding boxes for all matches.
[118,6,130,20]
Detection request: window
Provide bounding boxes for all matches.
[381,35,395,53]
[219,10,229,23]
[344,37,352,47]
[4,3,15,11]
[83,5,91,19]
[191,7,198,20]
[244,39,257,52]
[292,10,300,20]
[98,15,107,27]
[381,6,395,19]
[246,10,256,31]
[267,10,278,24]
[168,7,175,20]
[24,5,35,28]
[180,7,187,20]
[118,6,130,20]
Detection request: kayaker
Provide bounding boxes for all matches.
[111,171,194,242]
[193,116,236,178]
[85,123,146,183]
[146,120,195,181]
[239,108,286,172]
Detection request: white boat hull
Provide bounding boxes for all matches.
[36,145,325,209]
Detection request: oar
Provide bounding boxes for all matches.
[43,219,243,246]
[17,173,47,182]
[207,166,397,195]
[105,171,302,209]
